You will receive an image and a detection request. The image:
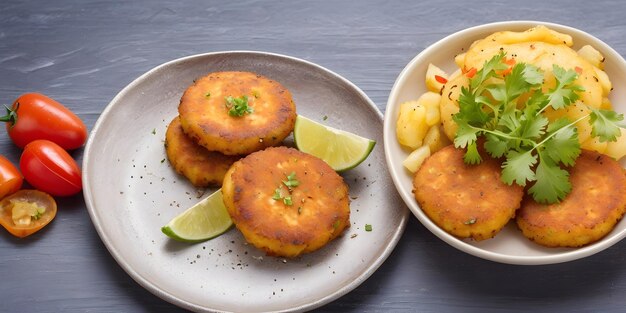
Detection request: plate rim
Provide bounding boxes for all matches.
[83,50,409,312]
[383,20,626,265]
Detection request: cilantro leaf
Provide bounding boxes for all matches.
[522,64,544,85]
[542,118,581,166]
[452,119,479,149]
[501,149,537,186]
[470,52,508,89]
[457,87,490,125]
[520,114,548,140]
[463,141,482,164]
[527,157,571,203]
[546,65,584,110]
[484,133,508,158]
[589,108,624,142]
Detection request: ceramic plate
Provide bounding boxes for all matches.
[83,51,408,312]
[384,21,626,265]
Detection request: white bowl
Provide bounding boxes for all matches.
[383,21,626,265]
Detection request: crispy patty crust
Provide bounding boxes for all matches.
[165,116,239,187]
[413,145,524,241]
[178,71,297,155]
[516,150,626,247]
[222,146,350,257]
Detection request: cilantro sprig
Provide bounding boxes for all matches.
[225,95,254,117]
[453,52,625,203]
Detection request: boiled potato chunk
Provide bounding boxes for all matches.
[601,97,613,110]
[403,145,431,173]
[396,100,428,149]
[440,73,470,141]
[423,125,451,153]
[454,53,466,69]
[605,128,626,160]
[577,45,605,70]
[594,67,612,96]
[582,136,608,154]
[425,64,448,92]
[419,92,442,126]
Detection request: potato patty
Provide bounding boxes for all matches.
[222,146,350,257]
[516,150,626,247]
[178,71,297,155]
[165,117,239,187]
[413,145,524,241]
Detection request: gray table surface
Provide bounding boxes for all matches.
[2,0,626,312]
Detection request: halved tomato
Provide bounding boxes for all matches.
[0,189,57,238]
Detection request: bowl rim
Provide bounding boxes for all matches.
[384,20,626,265]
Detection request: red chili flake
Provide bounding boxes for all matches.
[435,75,448,84]
[465,67,477,78]
[575,66,583,74]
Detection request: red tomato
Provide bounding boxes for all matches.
[1,93,87,149]
[0,155,23,199]
[20,140,82,196]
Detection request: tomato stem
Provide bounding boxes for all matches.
[0,103,19,127]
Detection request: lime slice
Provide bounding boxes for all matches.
[294,115,376,171]
[161,189,232,243]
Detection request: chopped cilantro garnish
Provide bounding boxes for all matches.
[283,196,293,206]
[225,95,254,117]
[272,188,283,200]
[453,52,625,204]
[283,171,299,189]
[364,224,372,232]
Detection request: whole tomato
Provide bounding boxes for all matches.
[1,93,87,150]
[0,155,23,199]
[20,140,82,197]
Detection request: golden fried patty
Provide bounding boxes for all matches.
[413,145,524,241]
[516,150,626,247]
[165,116,239,187]
[178,71,297,155]
[222,146,350,257]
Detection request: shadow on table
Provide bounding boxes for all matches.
[322,217,626,312]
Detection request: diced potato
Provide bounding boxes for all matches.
[582,136,608,154]
[593,67,612,96]
[419,92,442,126]
[577,45,605,70]
[454,53,466,69]
[403,145,431,173]
[423,125,451,153]
[396,100,428,149]
[601,97,613,110]
[605,128,626,160]
[425,64,448,93]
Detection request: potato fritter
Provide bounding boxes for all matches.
[413,145,524,241]
[165,117,239,187]
[516,150,626,247]
[221,146,350,258]
[178,71,297,155]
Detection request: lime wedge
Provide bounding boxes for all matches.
[294,115,376,171]
[161,189,232,243]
